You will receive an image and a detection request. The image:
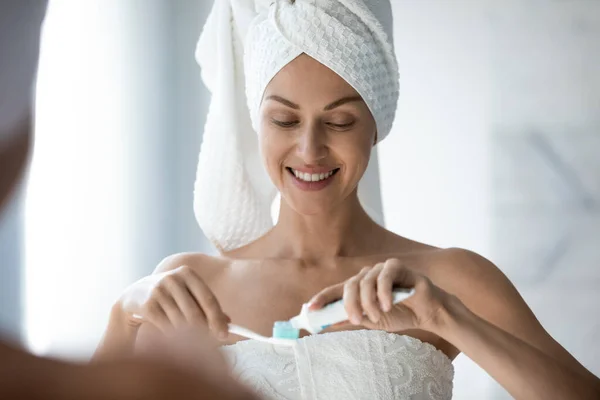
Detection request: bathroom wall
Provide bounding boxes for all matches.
[23,0,213,357]
[489,1,600,398]
[382,1,599,398]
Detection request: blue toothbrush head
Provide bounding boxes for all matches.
[272,321,300,339]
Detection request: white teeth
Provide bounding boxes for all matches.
[291,168,336,182]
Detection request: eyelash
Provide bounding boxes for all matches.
[328,122,355,129]
[271,119,355,129]
[272,119,299,128]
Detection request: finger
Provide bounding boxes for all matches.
[152,283,186,328]
[142,298,171,333]
[308,283,345,310]
[331,320,350,328]
[385,258,417,287]
[377,259,414,312]
[344,267,370,325]
[361,264,384,323]
[163,273,207,325]
[182,267,230,339]
[344,278,362,325]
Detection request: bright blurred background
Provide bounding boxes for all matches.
[0,1,598,399]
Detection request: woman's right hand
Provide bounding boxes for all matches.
[117,261,230,340]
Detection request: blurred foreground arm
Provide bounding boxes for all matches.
[0,339,259,400]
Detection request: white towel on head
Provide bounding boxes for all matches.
[194,0,399,252]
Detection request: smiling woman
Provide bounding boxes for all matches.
[90,0,600,399]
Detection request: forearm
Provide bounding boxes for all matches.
[90,304,139,363]
[0,341,92,400]
[435,297,600,400]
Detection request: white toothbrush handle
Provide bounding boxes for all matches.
[228,324,270,342]
[228,324,296,346]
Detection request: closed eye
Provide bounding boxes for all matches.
[327,122,355,129]
[271,119,299,128]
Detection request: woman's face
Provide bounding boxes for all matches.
[258,54,377,216]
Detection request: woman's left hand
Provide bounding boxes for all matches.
[308,258,457,333]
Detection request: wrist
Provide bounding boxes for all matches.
[426,294,473,340]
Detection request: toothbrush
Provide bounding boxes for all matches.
[273,288,415,339]
[228,324,297,346]
[228,288,415,344]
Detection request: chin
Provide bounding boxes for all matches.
[282,193,337,216]
[292,205,333,218]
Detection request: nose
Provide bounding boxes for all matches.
[297,123,328,164]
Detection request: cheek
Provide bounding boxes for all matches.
[342,150,372,188]
[259,129,288,177]
[354,125,376,172]
[336,134,372,171]
[351,150,372,180]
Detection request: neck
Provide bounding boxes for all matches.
[267,192,385,260]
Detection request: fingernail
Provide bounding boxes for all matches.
[382,303,391,312]
[350,314,361,325]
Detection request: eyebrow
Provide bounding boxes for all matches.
[264,95,363,111]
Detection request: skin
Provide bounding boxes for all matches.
[95,54,600,399]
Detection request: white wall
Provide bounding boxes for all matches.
[25,0,212,359]
[381,1,600,399]
[489,1,600,398]
[381,1,492,255]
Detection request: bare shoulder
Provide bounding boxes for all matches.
[388,246,530,330]
[152,252,230,281]
[379,233,492,282]
[423,247,514,302]
[379,236,508,295]
[424,248,596,377]
[425,248,546,341]
[426,247,497,275]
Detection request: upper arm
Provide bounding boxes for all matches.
[441,248,594,379]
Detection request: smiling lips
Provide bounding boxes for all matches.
[287,167,340,191]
